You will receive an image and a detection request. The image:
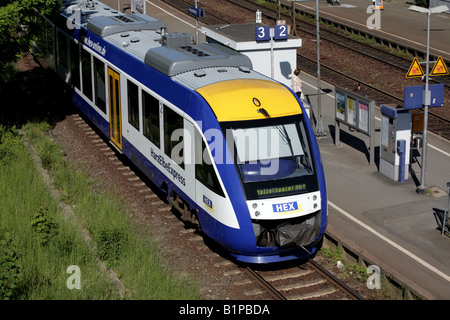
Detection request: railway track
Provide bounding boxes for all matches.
[62,108,367,300]
[243,260,364,300]
[162,0,450,140]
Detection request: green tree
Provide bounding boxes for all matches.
[0,0,60,73]
[414,0,429,8]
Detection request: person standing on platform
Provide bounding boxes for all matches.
[353,82,365,96]
[291,67,304,100]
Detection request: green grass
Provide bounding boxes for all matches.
[0,123,199,299]
[0,126,115,299]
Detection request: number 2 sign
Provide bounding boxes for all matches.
[274,25,288,40]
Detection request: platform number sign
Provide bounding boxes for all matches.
[274,25,288,40]
[255,26,270,41]
[188,6,205,18]
[256,25,288,42]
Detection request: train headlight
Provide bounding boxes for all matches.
[255,211,261,217]
[313,195,317,201]
[252,203,258,209]
[313,203,318,209]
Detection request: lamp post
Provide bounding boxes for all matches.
[314,0,325,137]
[291,0,296,36]
[408,4,449,194]
[195,0,199,44]
[292,0,325,136]
[277,0,281,20]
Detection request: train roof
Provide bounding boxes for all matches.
[60,0,269,89]
[197,79,302,122]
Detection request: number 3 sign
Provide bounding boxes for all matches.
[255,26,270,41]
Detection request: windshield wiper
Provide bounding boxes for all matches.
[257,108,270,118]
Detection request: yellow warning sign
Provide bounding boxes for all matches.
[406,57,424,78]
[430,56,449,76]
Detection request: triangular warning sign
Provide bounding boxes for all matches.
[430,56,449,76]
[406,57,424,78]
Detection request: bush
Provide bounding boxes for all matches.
[30,204,59,246]
[0,126,21,165]
[97,228,129,269]
[414,0,429,7]
[0,231,21,300]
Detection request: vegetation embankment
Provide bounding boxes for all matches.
[0,120,199,299]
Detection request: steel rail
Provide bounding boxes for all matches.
[308,259,365,300]
[243,267,288,300]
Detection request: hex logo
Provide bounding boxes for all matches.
[203,195,214,212]
[272,201,300,213]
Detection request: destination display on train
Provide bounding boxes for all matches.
[256,183,306,197]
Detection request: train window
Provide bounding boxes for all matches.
[195,130,225,197]
[142,90,160,148]
[221,115,318,199]
[46,21,54,59]
[45,22,55,69]
[70,41,80,89]
[164,106,184,169]
[127,80,139,130]
[81,49,92,101]
[57,32,68,70]
[93,57,106,113]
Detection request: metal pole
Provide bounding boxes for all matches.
[315,0,325,136]
[442,182,450,235]
[195,0,199,44]
[270,28,274,78]
[278,0,281,20]
[417,8,431,194]
[291,0,296,36]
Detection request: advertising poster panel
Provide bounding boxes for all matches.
[336,92,346,121]
[334,87,375,164]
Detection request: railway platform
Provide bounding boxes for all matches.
[107,0,450,299]
[312,93,450,300]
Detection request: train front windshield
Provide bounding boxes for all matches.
[221,114,319,200]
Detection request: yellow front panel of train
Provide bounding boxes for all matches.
[196,79,302,122]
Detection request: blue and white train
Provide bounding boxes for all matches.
[37,0,327,263]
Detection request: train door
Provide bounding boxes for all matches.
[56,31,70,81]
[194,128,239,229]
[108,67,122,150]
[183,119,195,201]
